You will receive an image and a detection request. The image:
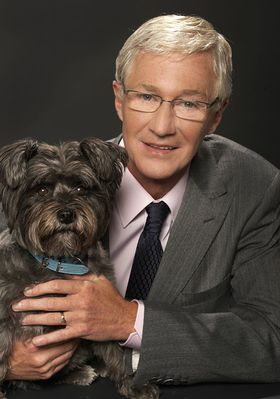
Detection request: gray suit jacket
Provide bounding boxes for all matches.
[111,134,280,386]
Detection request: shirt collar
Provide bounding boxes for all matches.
[115,140,188,228]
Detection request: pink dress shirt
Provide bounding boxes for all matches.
[109,152,188,352]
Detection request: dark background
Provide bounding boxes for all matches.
[0,0,279,168]
[2,3,280,398]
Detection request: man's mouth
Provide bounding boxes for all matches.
[146,143,177,151]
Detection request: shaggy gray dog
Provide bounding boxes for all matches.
[0,138,158,399]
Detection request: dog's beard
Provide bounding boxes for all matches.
[21,200,98,257]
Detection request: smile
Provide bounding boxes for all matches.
[147,143,177,151]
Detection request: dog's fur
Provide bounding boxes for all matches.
[0,138,158,399]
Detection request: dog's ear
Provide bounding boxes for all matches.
[0,139,39,189]
[80,138,128,191]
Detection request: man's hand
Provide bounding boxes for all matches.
[12,274,138,347]
[6,339,78,380]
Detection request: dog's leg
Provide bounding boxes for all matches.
[0,392,4,399]
[0,388,7,399]
[58,365,99,386]
[93,342,159,399]
[119,381,159,399]
[55,343,99,386]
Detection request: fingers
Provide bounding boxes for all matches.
[23,274,101,296]
[46,340,79,358]
[13,275,101,312]
[29,340,77,364]
[13,296,70,312]
[34,345,77,380]
[32,327,83,347]
[6,339,78,381]
[22,311,70,326]
[23,279,80,297]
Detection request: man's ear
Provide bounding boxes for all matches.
[0,139,38,189]
[207,100,229,134]
[113,80,124,122]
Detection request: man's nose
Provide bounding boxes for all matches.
[149,101,176,136]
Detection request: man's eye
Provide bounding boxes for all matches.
[138,93,154,102]
[180,100,197,109]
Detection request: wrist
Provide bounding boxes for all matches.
[119,300,143,350]
[119,300,138,341]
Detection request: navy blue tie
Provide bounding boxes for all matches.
[125,201,170,300]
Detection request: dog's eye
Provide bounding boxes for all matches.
[74,186,86,195]
[37,186,49,196]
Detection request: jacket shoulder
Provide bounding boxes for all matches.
[201,134,279,180]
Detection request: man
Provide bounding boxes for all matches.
[6,14,280,387]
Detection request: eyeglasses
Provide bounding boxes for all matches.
[123,88,219,122]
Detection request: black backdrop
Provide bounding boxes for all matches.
[0,0,279,168]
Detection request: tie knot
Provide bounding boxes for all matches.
[144,201,170,235]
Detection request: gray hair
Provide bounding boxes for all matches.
[115,14,233,103]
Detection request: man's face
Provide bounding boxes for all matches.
[113,52,224,198]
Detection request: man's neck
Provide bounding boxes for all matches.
[128,167,186,200]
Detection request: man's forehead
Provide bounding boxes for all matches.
[125,55,215,100]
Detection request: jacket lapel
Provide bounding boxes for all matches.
[148,139,233,302]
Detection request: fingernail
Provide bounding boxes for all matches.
[32,336,44,346]
[12,302,21,311]
[24,287,33,295]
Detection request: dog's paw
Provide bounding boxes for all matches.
[119,382,159,399]
[60,365,99,386]
[135,385,159,399]
[0,390,7,399]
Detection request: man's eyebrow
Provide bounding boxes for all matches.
[135,84,206,98]
[136,84,160,92]
[180,89,206,97]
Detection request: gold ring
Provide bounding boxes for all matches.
[60,311,66,325]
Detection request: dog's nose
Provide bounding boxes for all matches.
[57,208,75,224]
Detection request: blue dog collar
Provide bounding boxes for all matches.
[33,254,89,275]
